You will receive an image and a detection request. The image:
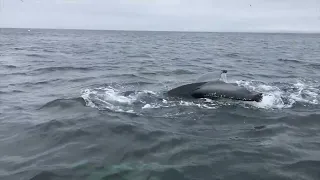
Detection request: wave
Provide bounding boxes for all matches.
[275,114,320,127]
[68,77,95,83]
[32,66,93,74]
[26,54,47,58]
[122,81,155,86]
[13,47,24,50]
[2,72,28,76]
[278,58,302,64]
[282,160,320,179]
[32,119,65,132]
[256,73,298,79]
[105,74,154,85]
[12,79,61,87]
[284,160,320,169]
[225,53,240,58]
[121,137,187,161]
[172,69,195,75]
[109,124,138,135]
[39,97,86,110]
[127,54,152,58]
[33,79,61,85]
[30,60,55,63]
[42,49,56,53]
[1,90,24,94]
[29,171,64,180]
[106,73,144,79]
[242,123,297,139]
[88,162,189,180]
[55,128,91,144]
[108,123,167,142]
[29,119,91,145]
[135,130,167,141]
[146,69,195,76]
[138,72,157,76]
[3,65,17,69]
[142,69,196,76]
[307,62,320,70]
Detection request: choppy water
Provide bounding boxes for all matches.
[1,28,320,180]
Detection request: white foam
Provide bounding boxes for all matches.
[80,86,163,113]
[236,79,319,109]
[251,93,289,109]
[141,103,166,109]
[81,89,97,108]
[204,98,214,103]
[289,81,319,105]
[143,90,157,95]
[81,87,133,112]
[178,100,217,109]
[259,84,276,91]
[103,87,135,104]
[142,104,152,109]
[201,104,218,109]
[81,79,319,113]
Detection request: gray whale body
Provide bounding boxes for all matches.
[167,80,263,102]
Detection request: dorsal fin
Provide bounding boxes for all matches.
[220,70,228,82]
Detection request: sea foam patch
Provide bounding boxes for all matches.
[235,79,319,109]
[81,78,319,114]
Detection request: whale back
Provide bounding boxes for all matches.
[192,81,262,101]
[167,82,207,98]
[167,80,262,102]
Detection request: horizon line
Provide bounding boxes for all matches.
[1,27,320,34]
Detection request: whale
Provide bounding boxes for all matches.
[167,81,263,102]
[167,71,263,102]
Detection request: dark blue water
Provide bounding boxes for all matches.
[1,28,320,180]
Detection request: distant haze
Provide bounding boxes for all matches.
[0,0,320,32]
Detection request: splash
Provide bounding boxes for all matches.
[80,85,218,114]
[235,79,319,109]
[289,82,319,105]
[81,85,165,114]
[81,79,319,114]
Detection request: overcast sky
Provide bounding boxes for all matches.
[0,0,319,32]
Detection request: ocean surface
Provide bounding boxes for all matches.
[1,28,320,180]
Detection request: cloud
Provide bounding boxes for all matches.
[0,0,319,32]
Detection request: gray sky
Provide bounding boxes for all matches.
[0,0,319,32]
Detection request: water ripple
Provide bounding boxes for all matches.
[1,29,320,180]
